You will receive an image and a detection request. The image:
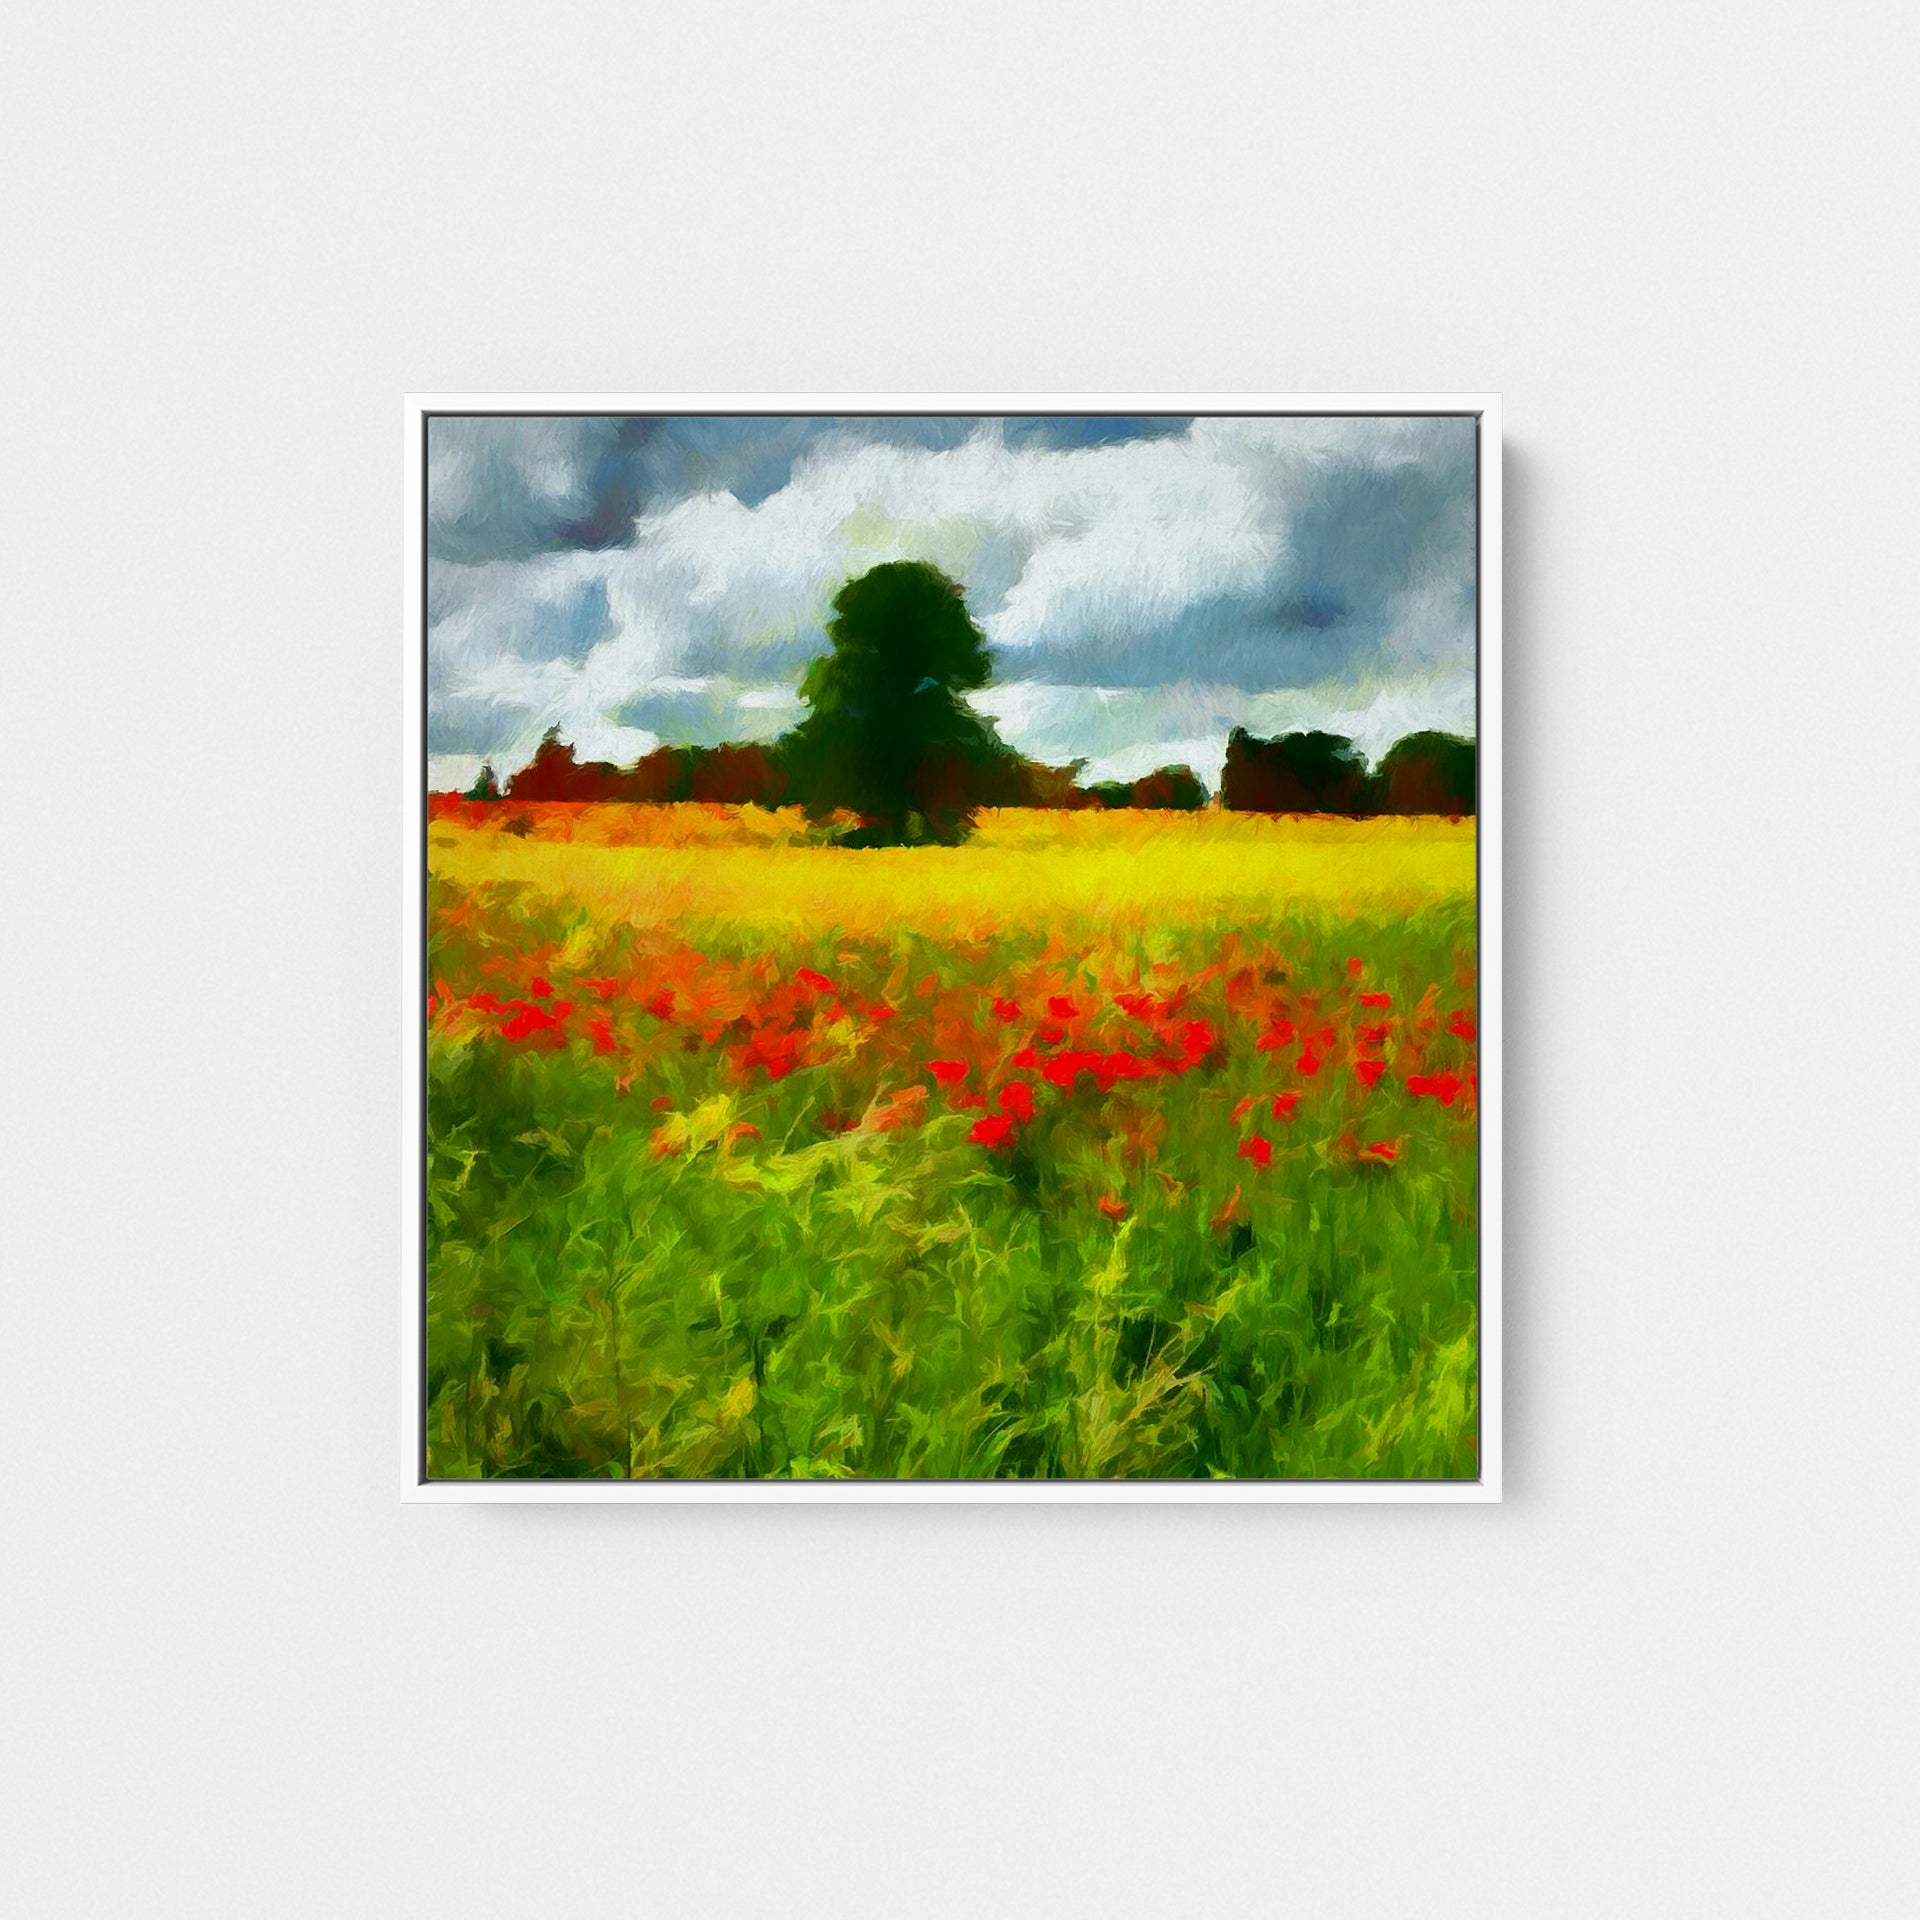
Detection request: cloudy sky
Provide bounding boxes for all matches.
[425,413,1478,795]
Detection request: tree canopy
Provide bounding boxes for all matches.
[1220,727,1373,814]
[778,560,1013,843]
[1374,731,1475,815]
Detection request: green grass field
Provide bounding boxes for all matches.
[425,805,1479,1479]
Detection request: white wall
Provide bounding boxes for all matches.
[5,4,1915,1913]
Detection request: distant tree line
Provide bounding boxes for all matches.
[462,730,1215,817]
[458,722,1473,820]
[1219,727,1475,816]
[449,561,1474,832]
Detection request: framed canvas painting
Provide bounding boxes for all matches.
[402,395,1501,1501]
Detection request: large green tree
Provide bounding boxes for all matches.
[780,560,1013,842]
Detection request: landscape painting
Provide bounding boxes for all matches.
[415,404,1493,1490]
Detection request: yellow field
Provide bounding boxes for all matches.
[427,805,1476,937]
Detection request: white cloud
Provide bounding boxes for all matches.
[427,753,488,795]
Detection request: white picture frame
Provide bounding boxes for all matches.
[402,394,1501,1503]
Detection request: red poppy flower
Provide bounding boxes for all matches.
[1362,1139,1400,1164]
[1357,1022,1391,1048]
[1254,1019,1297,1052]
[1047,995,1080,1020]
[733,1027,806,1081]
[467,991,502,1013]
[1098,1193,1129,1221]
[425,993,439,1018]
[1359,991,1392,1009]
[549,1000,573,1019]
[951,1092,988,1110]
[644,989,674,1020]
[501,1004,562,1041]
[1346,956,1365,978]
[969,1113,1017,1149]
[1115,990,1163,1020]
[1449,1011,1477,1041]
[1010,1042,1041,1070]
[529,977,553,999]
[991,995,1022,1023]
[584,977,619,1001]
[928,1059,969,1087]
[1100,1049,1151,1085]
[1353,1059,1385,1090]
[1407,1071,1463,1107]
[1237,1134,1273,1169]
[796,967,835,993]
[1038,1022,1067,1046]
[1271,1092,1299,1121]
[1296,1049,1323,1077]
[1042,1049,1103,1090]
[999,1081,1035,1124]
[1178,1018,1216,1057]
[866,1003,897,1023]
[587,1016,616,1055]
[1231,1094,1259,1123]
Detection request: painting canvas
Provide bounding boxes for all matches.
[405,396,1500,1499]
